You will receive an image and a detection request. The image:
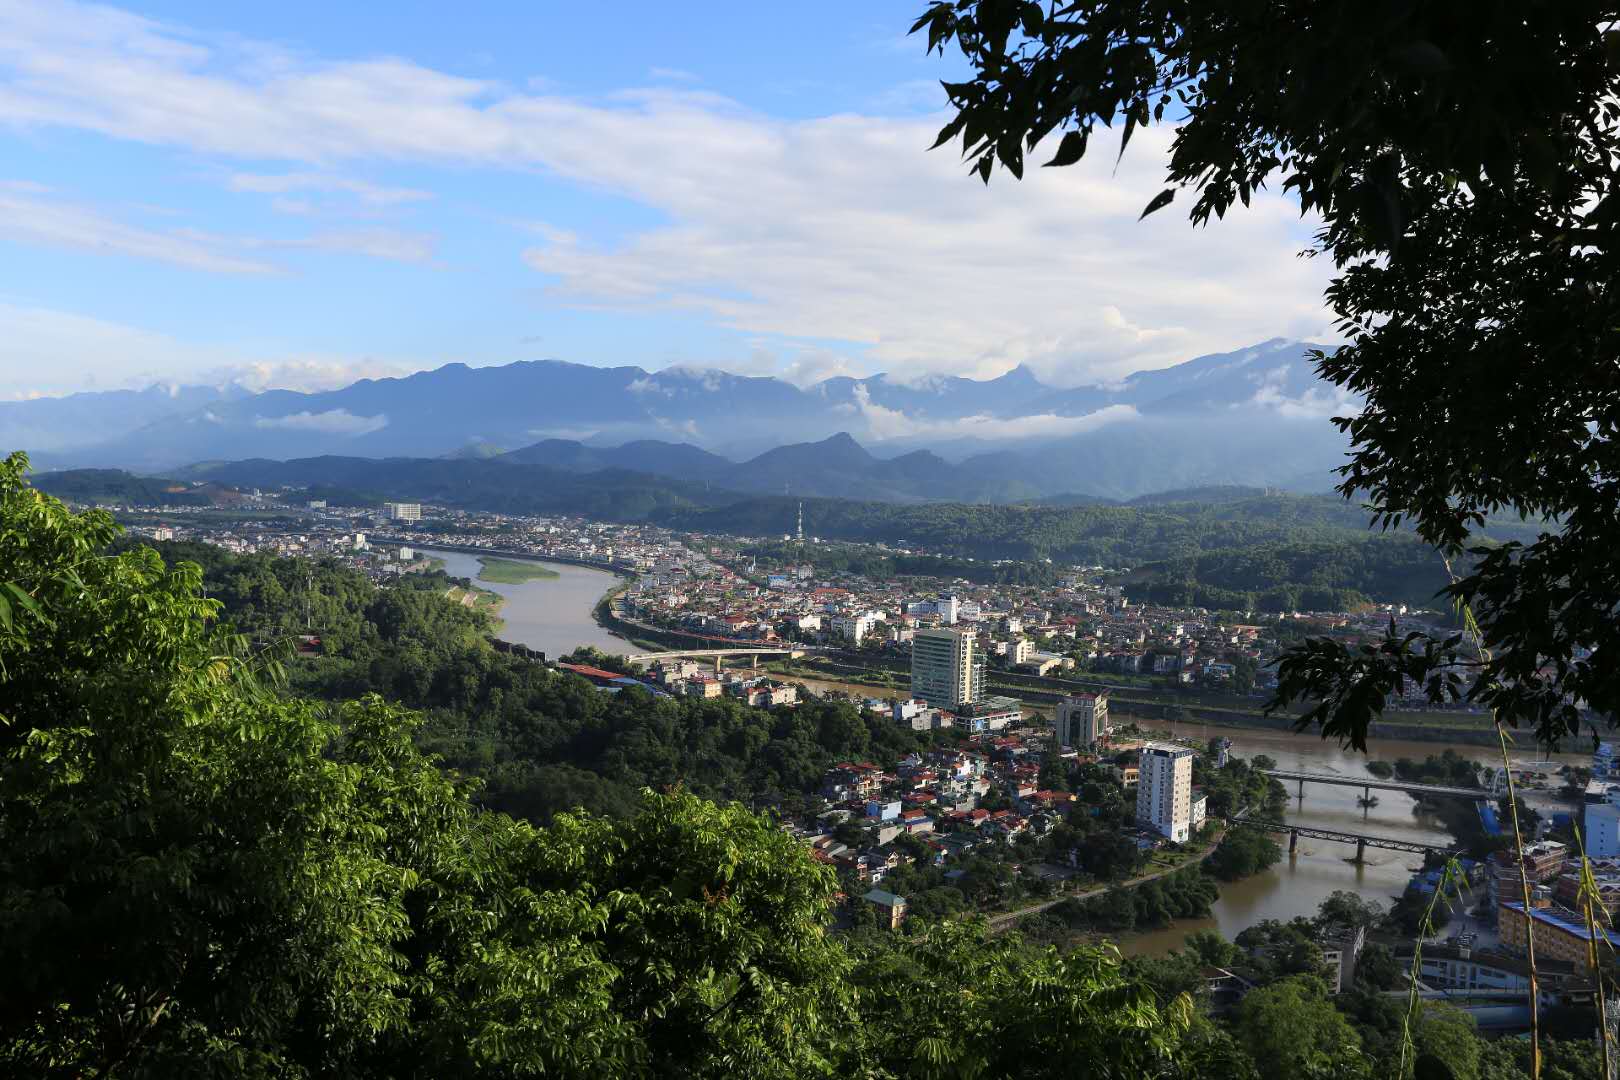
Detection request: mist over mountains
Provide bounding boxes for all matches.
[6,338,1355,501]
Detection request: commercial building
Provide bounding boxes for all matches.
[1500,900,1620,965]
[1137,742,1195,842]
[384,502,422,522]
[911,627,983,709]
[1587,802,1620,859]
[1585,781,1620,859]
[1054,691,1110,750]
[936,594,961,625]
[1487,840,1569,907]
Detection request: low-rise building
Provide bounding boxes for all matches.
[864,888,909,929]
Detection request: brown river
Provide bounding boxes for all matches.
[770,671,1583,955]
[435,562,1583,956]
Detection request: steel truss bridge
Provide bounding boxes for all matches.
[1263,769,1489,802]
[1233,814,1461,863]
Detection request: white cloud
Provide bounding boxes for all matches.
[0,188,277,273]
[524,425,601,441]
[283,228,436,263]
[1247,365,1361,420]
[851,384,1139,442]
[0,299,423,398]
[204,357,414,392]
[253,408,388,434]
[625,376,669,396]
[228,172,431,204]
[0,0,1337,386]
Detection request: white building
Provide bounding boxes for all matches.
[1137,742,1195,842]
[384,502,422,522]
[833,612,880,645]
[397,546,414,562]
[1008,637,1035,666]
[911,627,983,709]
[1587,781,1620,858]
[937,594,961,625]
[1054,692,1110,750]
[1597,741,1618,780]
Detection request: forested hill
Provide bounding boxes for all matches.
[663,492,1551,610]
[180,455,723,519]
[658,491,1542,561]
[141,540,927,824]
[59,459,1553,608]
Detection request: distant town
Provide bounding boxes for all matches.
[45,480,1620,1037]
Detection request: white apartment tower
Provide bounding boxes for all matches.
[911,627,983,709]
[1136,742,1195,842]
[384,502,422,522]
[937,594,961,625]
[1054,691,1110,750]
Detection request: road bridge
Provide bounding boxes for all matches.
[1233,814,1461,864]
[625,647,805,672]
[1264,769,1489,803]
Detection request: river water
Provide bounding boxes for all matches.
[766,670,1584,954]
[425,548,631,660]
[418,563,1582,954]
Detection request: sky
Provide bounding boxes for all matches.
[0,0,1335,400]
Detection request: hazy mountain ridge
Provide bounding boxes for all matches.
[4,339,1356,498]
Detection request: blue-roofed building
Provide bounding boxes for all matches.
[1500,900,1620,965]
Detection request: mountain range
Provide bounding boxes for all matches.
[5,338,1356,500]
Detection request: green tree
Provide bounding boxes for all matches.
[851,923,1212,1079]
[1410,1003,1483,1080]
[1236,976,1363,1076]
[1207,828,1283,882]
[0,453,858,1078]
[1353,943,1402,992]
[1317,890,1386,933]
[912,0,1620,752]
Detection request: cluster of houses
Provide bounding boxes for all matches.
[786,724,1208,930]
[619,544,1459,699]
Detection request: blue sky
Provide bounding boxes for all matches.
[0,0,1332,400]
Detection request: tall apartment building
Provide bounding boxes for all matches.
[911,627,983,709]
[1136,742,1194,842]
[384,502,422,522]
[936,594,961,625]
[1587,783,1620,859]
[1054,691,1110,750]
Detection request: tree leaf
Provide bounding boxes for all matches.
[1043,130,1087,168]
[1138,188,1176,220]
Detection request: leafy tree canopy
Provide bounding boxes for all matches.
[914,0,1620,749]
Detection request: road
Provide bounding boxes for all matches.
[984,830,1226,934]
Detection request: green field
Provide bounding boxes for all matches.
[476,556,561,585]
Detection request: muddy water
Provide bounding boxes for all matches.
[426,548,630,659]
[774,669,1581,953]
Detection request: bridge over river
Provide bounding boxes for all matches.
[1233,813,1463,863]
[1263,768,1490,802]
[625,647,806,672]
